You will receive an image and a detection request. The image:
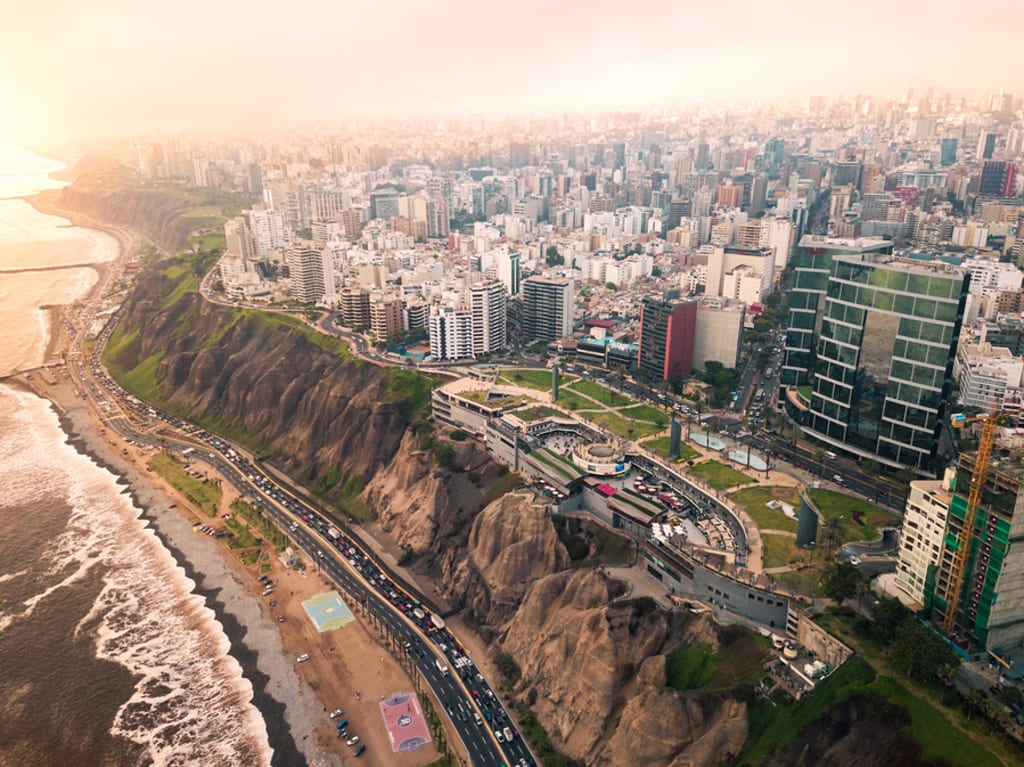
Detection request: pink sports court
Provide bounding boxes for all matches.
[379,692,431,753]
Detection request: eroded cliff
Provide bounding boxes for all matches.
[103,247,956,767]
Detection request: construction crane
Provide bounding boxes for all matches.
[943,406,1002,636]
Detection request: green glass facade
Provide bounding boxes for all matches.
[784,239,968,472]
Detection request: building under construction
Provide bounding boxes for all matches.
[928,451,1024,673]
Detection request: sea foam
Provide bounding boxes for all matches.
[0,386,273,766]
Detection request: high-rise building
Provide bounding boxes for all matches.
[369,189,402,221]
[521,276,574,343]
[979,161,1018,198]
[894,474,954,605]
[339,286,371,328]
[467,280,507,356]
[977,132,997,160]
[224,217,255,261]
[759,216,796,269]
[693,297,745,371]
[782,236,894,387]
[928,455,1024,654]
[428,306,474,360]
[787,238,969,472]
[638,296,698,381]
[940,138,959,166]
[243,208,287,257]
[704,246,776,305]
[490,247,521,297]
[287,245,335,304]
[368,294,405,341]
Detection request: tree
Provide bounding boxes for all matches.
[545,245,564,266]
[820,561,862,603]
[890,620,958,681]
[871,596,912,644]
[820,517,845,557]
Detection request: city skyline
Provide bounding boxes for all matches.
[2,0,1023,144]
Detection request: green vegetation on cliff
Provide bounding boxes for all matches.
[105,244,437,518]
[741,654,1004,767]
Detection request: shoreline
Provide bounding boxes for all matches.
[8,191,446,767]
[10,375,322,766]
[19,191,124,363]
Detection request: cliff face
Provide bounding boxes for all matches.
[366,447,754,766]
[58,184,192,252]
[110,280,430,497]
[106,255,945,767]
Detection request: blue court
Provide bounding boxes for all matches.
[301,591,354,633]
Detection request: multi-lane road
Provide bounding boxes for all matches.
[63,306,535,767]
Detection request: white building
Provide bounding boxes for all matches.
[467,280,507,357]
[428,306,474,360]
[704,246,775,305]
[244,208,288,257]
[287,245,336,305]
[694,297,746,370]
[954,341,1024,411]
[758,216,796,269]
[895,474,954,606]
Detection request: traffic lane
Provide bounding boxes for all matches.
[84,331,527,764]
[278,531,503,762]
[260,507,512,763]
[98,412,506,763]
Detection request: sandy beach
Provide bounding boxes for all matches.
[12,194,451,767]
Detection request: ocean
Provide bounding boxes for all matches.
[0,142,274,767]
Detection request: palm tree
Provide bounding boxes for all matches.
[821,517,845,558]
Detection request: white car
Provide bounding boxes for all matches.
[346,736,360,746]
[329,709,344,719]
[297,654,310,663]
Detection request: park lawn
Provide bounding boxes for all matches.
[553,388,601,412]
[514,405,564,422]
[761,533,808,569]
[808,489,899,543]
[773,567,822,595]
[498,368,567,391]
[729,486,800,532]
[619,404,669,426]
[587,411,664,440]
[225,517,260,549]
[642,436,699,462]
[566,378,627,406]
[149,451,221,516]
[689,459,756,490]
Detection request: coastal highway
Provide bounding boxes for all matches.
[64,307,534,767]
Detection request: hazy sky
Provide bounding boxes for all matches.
[2,0,1022,143]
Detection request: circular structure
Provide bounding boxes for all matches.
[572,442,631,476]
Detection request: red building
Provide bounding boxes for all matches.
[638,297,697,381]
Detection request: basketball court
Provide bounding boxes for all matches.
[379,692,431,752]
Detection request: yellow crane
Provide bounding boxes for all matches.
[943,406,1002,636]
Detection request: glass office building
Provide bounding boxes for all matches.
[784,237,970,472]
